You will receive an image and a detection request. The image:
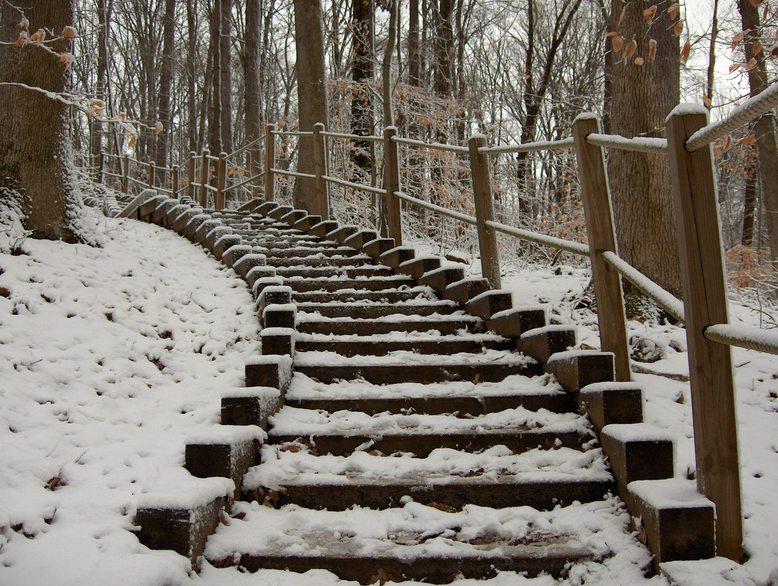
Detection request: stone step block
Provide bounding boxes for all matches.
[245,355,293,391]
[260,327,295,356]
[418,266,465,293]
[267,205,294,220]
[327,225,360,244]
[546,350,614,392]
[465,290,513,320]
[398,256,442,280]
[261,303,296,329]
[444,278,489,305]
[601,423,674,499]
[362,238,396,258]
[518,325,577,364]
[185,426,264,499]
[233,253,267,279]
[487,306,546,338]
[578,382,644,430]
[297,315,483,336]
[221,387,283,429]
[343,230,378,250]
[294,336,512,356]
[309,220,340,238]
[378,246,415,269]
[296,301,457,319]
[279,209,308,225]
[213,234,242,259]
[292,214,322,232]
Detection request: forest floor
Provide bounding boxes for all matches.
[0,206,776,585]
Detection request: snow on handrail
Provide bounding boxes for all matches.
[271,130,314,137]
[478,137,575,155]
[392,191,478,225]
[228,136,264,159]
[321,130,384,143]
[601,251,685,321]
[686,80,778,151]
[586,133,668,153]
[485,220,590,256]
[324,175,387,196]
[705,323,778,355]
[271,168,316,180]
[391,135,471,154]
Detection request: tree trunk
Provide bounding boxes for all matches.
[292,0,328,212]
[742,168,757,246]
[608,0,682,297]
[408,0,421,85]
[350,0,374,176]
[739,0,778,262]
[91,0,109,159]
[219,0,233,154]
[155,0,176,171]
[207,1,222,154]
[244,0,261,182]
[185,0,199,152]
[0,0,76,241]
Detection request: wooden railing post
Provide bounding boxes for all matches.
[264,124,275,202]
[468,134,501,288]
[121,154,129,194]
[666,106,743,562]
[383,126,402,244]
[312,122,329,219]
[216,152,228,210]
[187,151,196,201]
[172,165,179,200]
[572,114,631,382]
[147,161,156,189]
[199,149,210,207]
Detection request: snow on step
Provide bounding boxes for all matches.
[293,348,528,367]
[268,405,590,438]
[203,497,653,581]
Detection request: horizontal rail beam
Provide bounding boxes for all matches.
[586,133,668,153]
[601,251,685,321]
[225,172,265,192]
[272,168,316,180]
[228,136,264,159]
[271,130,313,137]
[479,137,575,155]
[391,136,470,154]
[705,323,778,355]
[485,220,590,256]
[324,175,386,196]
[393,190,478,225]
[687,80,778,151]
[321,130,383,143]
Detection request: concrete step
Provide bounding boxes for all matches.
[286,276,417,293]
[205,501,595,582]
[275,265,393,279]
[291,287,435,304]
[261,246,364,258]
[293,354,541,384]
[294,334,513,356]
[264,255,374,268]
[295,301,458,319]
[295,314,484,335]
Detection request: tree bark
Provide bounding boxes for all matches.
[292,0,328,213]
[608,0,682,297]
[408,0,421,86]
[739,0,778,262]
[207,1,222,154]
[0,0,76,241]
[91,0,110,159]
[350,0,374,175]
[244,0,261,146]
[219,0,233,154]
[155,0,176,171]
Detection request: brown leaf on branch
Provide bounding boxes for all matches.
[739,133,757,146]
[752,40,763,56]
[732,31,747,49]
[643,5,657,23]
[15,31,28,47]
[28,29,45,43]
[769,46,778,60]
[681,41,691,64]
[702,95,712,108]
[61,26,77,40]
[673,21,684,37]
[729,63,742,73]
[667,3,681,20]
[154,121,164,134]
[744,57,758,71]
[18,17,29,30]
[58,52,75,69]
[609,33,625,54]
[624,39,638,62]
[634,56,645,66]
[648,39,657,63]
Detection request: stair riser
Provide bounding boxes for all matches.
[295,363,541,385]
[297,304,456,319]
[224,553,586,583]
[296,320,482,336]
[287,279,417,293]
[276,267,393,279]
[291,290,429,304]
[285,394,577,416]
[270,430,587,457]
[295,339,512,356]
[265,257,372,268]
[246,479,613,511]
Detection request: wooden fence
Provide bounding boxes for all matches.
[99,80,778,562]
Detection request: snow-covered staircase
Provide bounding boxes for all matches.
[127,195,718,584]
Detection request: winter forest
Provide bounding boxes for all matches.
[2,0,778,291]
[2,0,778,585]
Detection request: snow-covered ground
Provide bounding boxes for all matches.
[0,208,776,584]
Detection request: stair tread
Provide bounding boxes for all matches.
[292,349,530,367]
[244,444,611,491]
[286,372,564,400]
[204,499,632,577]
[268,406,590,438]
